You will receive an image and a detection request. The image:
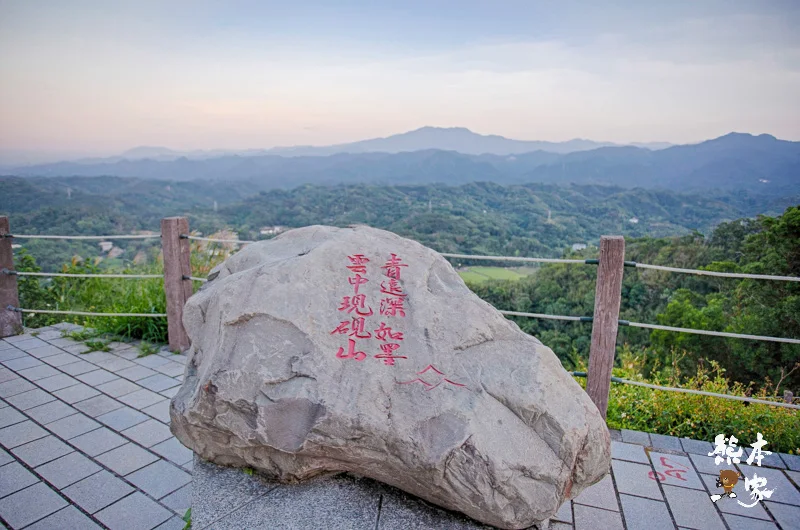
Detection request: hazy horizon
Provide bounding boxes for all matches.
[2,1,799,158]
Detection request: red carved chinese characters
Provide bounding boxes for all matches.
[382,253,408,280]
[338,294,374,317]
[336,338,367,361]
[378,254,407,319]
[374,322,403,341]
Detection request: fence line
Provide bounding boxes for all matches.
[6,234,159,240]
[440,252,587,264]
[570,372,799,410]
[499,310,591,322]
[5,270,162,279]
[6,307,166,318]
[184,276,208,282]
[181,235,254,244]
[622,321,800,345]
[631,262,800,282]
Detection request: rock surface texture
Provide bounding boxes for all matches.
[170,225,610,529]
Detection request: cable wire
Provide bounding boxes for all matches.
[632,262,800,282]
[7,234,159,240]
[7,307,166,318]
[440,253,587,264]
[7,271,162,279]
[182,235,254,244]
[621,320,800,345]
[499,310,592,322]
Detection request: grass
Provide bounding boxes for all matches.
[137,341,159,357]
[575,346,800,454]
[83,339,111,353]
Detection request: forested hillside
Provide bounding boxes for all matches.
[2,175,793,271]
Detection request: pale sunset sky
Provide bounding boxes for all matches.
[1,0,799,160]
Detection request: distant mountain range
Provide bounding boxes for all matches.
[3,130,798,196]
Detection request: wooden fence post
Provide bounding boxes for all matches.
[586,236,626,419]
[0,217,23,338]
[161,217,192,352]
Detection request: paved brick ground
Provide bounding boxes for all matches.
[2,324,799,529]
[0,324,190,530]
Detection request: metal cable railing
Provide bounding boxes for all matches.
[440,253,589,265]
[4,234,159,240]
[6,306,166,318]
[630,261,800,282]
[570,372,800,410]
[4,270,162,279]
[181,235,254,244]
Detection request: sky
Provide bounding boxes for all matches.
[1,0,799,160]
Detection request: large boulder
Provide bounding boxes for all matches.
[170,225,610,529]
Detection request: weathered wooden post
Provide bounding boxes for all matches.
[161,217,192,352]
[586,236,625,419]
[0,217,23,338]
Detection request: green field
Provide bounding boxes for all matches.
[457,266,536,283]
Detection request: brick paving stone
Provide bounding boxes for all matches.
[113,348,140,361]
[0,461,39,498]
[126,460,191,499]
[35,330,62,341]
[621,429,651,446]
[159,386,180,399]
[81,351,118,364]
[154,516,187,530]
[0,447,12,466]
[96,491,173,530]
[63,470,135,513]
[116,365,158,381]
[134,355,170,369]
[611,459,662,500]
[160,484,191,515]
[119,388,166,410]
[74,394,124,417]
[619,494,674,530]
[168,355,187,365]
[649,451,705,490]
[663,484,725,530]
[649,433,684,453]
[780,453,800,472]
[151,437,193,466]
[3,355,45,371]
[59,360,99,376]
[153,362,185,377]
[181,458,193,472]
[63,344,90,355]
[25,505,102,530]
[25,345,64,359]
[3,334,37,344]
[688,452,723,476]
[95,378,141,398]
[13,338,49,351]
[553,501,572,523]
[70,427,127,457]
[0,369,17,384]
[6,388,56,410]
[0,482,68,528]
[45,413,101,439]
[573,503,623,530]
[26,401,77,424]
[142,400,171,423]
[96,407,149,431]
[787,469,800,486]
[35,451,102,489]
[16,364,61,381]
[763,501,800,529]
[35,373,80,392]
[11,435,73,467]
[0,420,49,448]
[53,383,100,404]
[0,348,26,362]
[742,447,788,469]
[77,369,119,387]
[681,438,714,456]
[138,374,181,392]
[0,407,26,429]
[611,441,649,464]
[0,378,36,398]
[96,443,160,476]
[736,463,800,505]
[95,357,137,373]
[41,352,79,367]
[44,337,78,348]
[698,472,772,520]
[721,513,778,530]
[573,474,618,511]
[122,419,172,447]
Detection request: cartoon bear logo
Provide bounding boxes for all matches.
[710,469,744,503]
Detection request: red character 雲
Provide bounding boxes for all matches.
[346,254,370,274]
